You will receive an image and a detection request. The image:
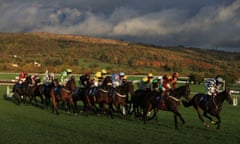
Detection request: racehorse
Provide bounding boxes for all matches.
[112,81,135,117]
[141,84,191,129]
[12,76,32,104]
[27,78,44,105]
[38,82,54,107]
[50,77,77,115]
[182,89,233,129]
[72,86,93,115]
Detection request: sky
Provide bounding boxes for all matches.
[0,0,240,52]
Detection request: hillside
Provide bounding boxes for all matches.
[0,32,239,82]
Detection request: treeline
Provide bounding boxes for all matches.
[0,32,239,83]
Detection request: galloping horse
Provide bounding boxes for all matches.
[50,77,77,115]
[142,84,191,129]
[38,82,54,107]
[112,81,135,116]
[12,76,32,104]
[72,85,93,114]
[182,89,233,129]
[27,78,44,105]
[91,76,114,117]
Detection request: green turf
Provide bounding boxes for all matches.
[0,83,240,144]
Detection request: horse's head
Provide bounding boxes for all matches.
[53,78,59,87]
[174,84,191,101]
[219,89,233,105]
[25,76,32,85]
[66,76,77,91]
[102,76,113,89]
[119,81,134,95]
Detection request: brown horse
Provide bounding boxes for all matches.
[112,81,135,117]
[12,76,32,104]
[142,84,191,128]
[27,78,44,105]
[50,77,77,115]
[182,89,233,129]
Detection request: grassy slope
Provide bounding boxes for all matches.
[0,84,240,144]
[0,32,240,79]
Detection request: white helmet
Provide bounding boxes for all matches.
[216,76,224,83]
[50,73,54,77]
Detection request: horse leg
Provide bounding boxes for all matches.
[51,96,59,115]
[215,114,221,130]
[203,111,216,125]
[109,103,114,119]
[173,111,185,129]
[196,107,209,128]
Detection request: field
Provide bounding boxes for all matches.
[0,74,240,144]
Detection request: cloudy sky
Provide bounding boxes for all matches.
[1,0,239,52]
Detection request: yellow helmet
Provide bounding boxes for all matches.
[123,75,128,80]
[66,69,72,73]
[148,73,153,78]
[142,77,148,82]
[94,72,101,79]
[101,69,107,74]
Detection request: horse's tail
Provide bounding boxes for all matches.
[182,99,193,107]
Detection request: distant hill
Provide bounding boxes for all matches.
[0,32,239,83]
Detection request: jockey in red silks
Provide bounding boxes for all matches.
[17,72,28,84]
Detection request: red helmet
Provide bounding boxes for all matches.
[85,71,90,76]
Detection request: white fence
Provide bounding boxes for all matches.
[0,80,15,98]
[231,90,240,106]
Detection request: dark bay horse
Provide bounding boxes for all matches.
[142,84,191,128]
[72,86,93,114]
[27,78,44,105]
[38,82,54,107]
[182,89,233,129]
[50,77,77,115]
[12,76,32,104]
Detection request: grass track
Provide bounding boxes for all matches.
[0,85,240,144]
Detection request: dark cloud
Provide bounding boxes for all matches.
[0,0,239,51]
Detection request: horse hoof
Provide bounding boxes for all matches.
[204,123,210,128]
[211,121,216,125]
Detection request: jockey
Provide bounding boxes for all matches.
[101,69,107,79]
[94,69,107,87]
[119,72,125,86]
[205,76,224,109]
[152,76,163,92]
[171,72,179,90]
[138,73,154,90]
[17,72,28,84]
[112,73,120,88]
[94,71,102,87]
[59,69,72,86]
[44,71,54,85]
[122,75,128,84]
[79,71,91,88]
[215,76,225,93]
[205,76,224,96]
[205,79,217,96]
[162,75,172,92]
[31,73,40,86]
[112,72,125,87]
